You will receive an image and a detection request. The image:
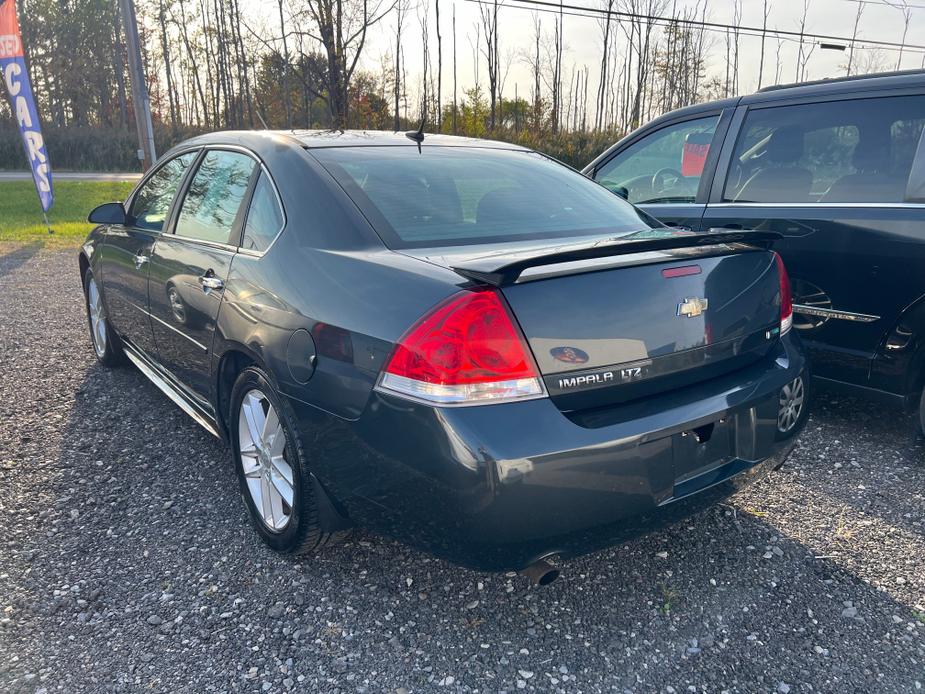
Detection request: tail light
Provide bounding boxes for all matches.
[377,288,546,405]
[775,252,793,335]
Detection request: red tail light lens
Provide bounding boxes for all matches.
[775,252,793,335]
[378,288,545,405]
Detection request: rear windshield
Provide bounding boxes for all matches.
[310,146,658,248]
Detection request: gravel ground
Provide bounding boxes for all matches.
[1,247,923,694]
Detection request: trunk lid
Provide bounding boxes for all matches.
[403,233,783,411]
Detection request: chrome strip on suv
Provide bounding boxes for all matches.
[792,304,879,322]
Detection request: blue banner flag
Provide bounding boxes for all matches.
[1,0,53,213]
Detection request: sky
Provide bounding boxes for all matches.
[251,0,925,109]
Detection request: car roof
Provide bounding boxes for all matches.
[732,69,925,108]
[175,129,532,152]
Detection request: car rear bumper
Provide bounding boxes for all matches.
[290,334,807,571]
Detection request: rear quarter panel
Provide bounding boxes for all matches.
[212,147,466,421]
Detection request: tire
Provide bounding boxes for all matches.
[776,373,810,441]
[918,386,925,439]
[230,366,347,554]
[83,268,127,367]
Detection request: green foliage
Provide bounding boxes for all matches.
[0,180,134,247]
[0,124,202,171]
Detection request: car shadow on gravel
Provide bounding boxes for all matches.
[3,352,920,693]
[0,243,42,276]
[791,391,925,541]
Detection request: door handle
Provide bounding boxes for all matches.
[199,274,224,292]
[133,253,149,269]
[666,223,692,231]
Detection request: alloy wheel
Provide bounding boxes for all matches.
[778,376,805,434]
[167,286,186,324]
[87,277,107,358]
[238,389,295,532]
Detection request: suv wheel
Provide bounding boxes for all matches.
[918,386,925,438]
[230,366,347,554]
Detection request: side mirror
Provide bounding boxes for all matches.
[88,202,126,225]
[612,186,629,200]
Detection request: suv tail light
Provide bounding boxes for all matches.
[378,288,546,405]
[775,252,793,335]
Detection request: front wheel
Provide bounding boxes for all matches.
[83,268,126,367]
[230,366,347,554]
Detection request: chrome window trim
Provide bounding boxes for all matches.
[709,202,925,209]
[156,231,240,254]
[637,203,706,209]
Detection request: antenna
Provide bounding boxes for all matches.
[405,103,427,150]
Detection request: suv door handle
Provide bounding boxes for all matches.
[133,253,149,269]
[199,274,224,292]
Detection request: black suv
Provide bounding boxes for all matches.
[585,69,925,433]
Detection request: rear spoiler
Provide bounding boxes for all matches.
[451,229,783,286]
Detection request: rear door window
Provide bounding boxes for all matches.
[593,116,719,204]
[312,146,659,249]
[174,150,257,245]
[724,95,925,204]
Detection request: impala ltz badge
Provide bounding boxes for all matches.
[550,346,590,364]
[677,297,709,318]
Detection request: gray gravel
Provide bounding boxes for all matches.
[1,247,923,693]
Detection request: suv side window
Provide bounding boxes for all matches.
[594,116,719,204]
[175,150,257,245]
[241,173,284,252]
[128,152,197,231]
[724,95,925,204]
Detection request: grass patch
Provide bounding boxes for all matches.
[0,180,134,250]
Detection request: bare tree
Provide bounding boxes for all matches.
[295,0,394,130]
[452,3,457,133]
[795,0,811,82]
[479,0,501,130]
[846,1,864,76]
[595,0,615,131]
[392,0,410,130]
[884,1,913,70]
[276,0,293,127]
[419,2,430,123]
[757,0,769,90]
[731,0,741,95]
[435,0,442,130]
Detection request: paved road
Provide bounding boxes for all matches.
[0,171,141,182]
[0,248,923,693]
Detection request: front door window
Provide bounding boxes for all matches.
[594,116,719,204]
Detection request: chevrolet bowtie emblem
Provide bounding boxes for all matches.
[677,297,709,318]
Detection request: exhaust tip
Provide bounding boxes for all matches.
[520,558,561,586]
